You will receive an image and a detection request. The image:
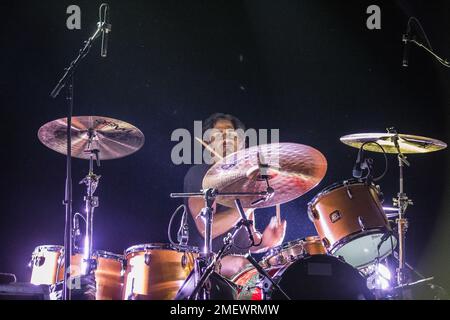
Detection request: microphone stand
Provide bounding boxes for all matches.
[50,21,107,300]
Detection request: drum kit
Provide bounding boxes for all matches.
[28,116,447,300]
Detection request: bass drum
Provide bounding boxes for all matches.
[269,254,374,300]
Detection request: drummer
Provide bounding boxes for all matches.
[183,113,287,279]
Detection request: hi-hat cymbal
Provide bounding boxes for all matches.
[340,133,447,154]
[38,116,145,160]
[202,143,327,208]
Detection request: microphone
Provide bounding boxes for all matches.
[177,208,189,246]
[402,25,411,67]
[73,213,82,250]
[73,214,81,237]
[352,147,364,178]
[99,4,111,58]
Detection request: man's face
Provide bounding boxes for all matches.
[207,119,244,160]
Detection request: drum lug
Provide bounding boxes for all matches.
[322,237,330,249]
[91,258,98,271]
[144,253,151,266]
[308,206,319,221]
[344,181,353,199]
[33,256,45,267]
[358,216,366,231]
[120,259,127,276]
[181,253,188,269]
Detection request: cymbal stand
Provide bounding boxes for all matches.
[79,129,101,275]
[390,131,414,290]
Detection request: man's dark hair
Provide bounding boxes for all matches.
[202,113,246,134]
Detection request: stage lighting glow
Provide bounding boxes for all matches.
[366,263,392,291]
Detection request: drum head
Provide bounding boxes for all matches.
[333,233,397,268]
[271,255,374,300]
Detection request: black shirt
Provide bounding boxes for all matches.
[183,164,251,255]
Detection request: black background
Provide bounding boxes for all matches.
[1,0,449,293]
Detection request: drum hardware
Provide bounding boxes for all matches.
[170,188,271,300]
[244,253,290,300]
[144,253,151,266]
[340,129,447,295]
[387,128,413,289]
[260,274,283,300]
[79,132,101,276]
[174,204,289,300]
[389,251,437,296]
[177,204,190,247]
[383,206,400,219]
[38,115,145,299]
[394,277,435,290]
[33,256,45,267]
[358,216,366,230]
[72,212,85,251]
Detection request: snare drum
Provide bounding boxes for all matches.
[122,243,198,300]
[261,236,327,268]
[308,180,397,268]
[30,246,124,300]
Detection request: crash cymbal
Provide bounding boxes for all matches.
[38,116,145,160]
[202,143,327,208]
[340,133,447,154]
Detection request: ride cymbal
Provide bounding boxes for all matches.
[203,143,327,208]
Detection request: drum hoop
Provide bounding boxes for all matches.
[262,238,305,263]
[230,264,258,283]
[330,228,397,268]
[93,250,124,261]
[262,236,322,264]
[124,243,199,256]
[308,179,378,209]
[33,245,64,253]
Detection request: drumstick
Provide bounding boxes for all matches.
[276,204,281,225]
[195,137,224,160]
